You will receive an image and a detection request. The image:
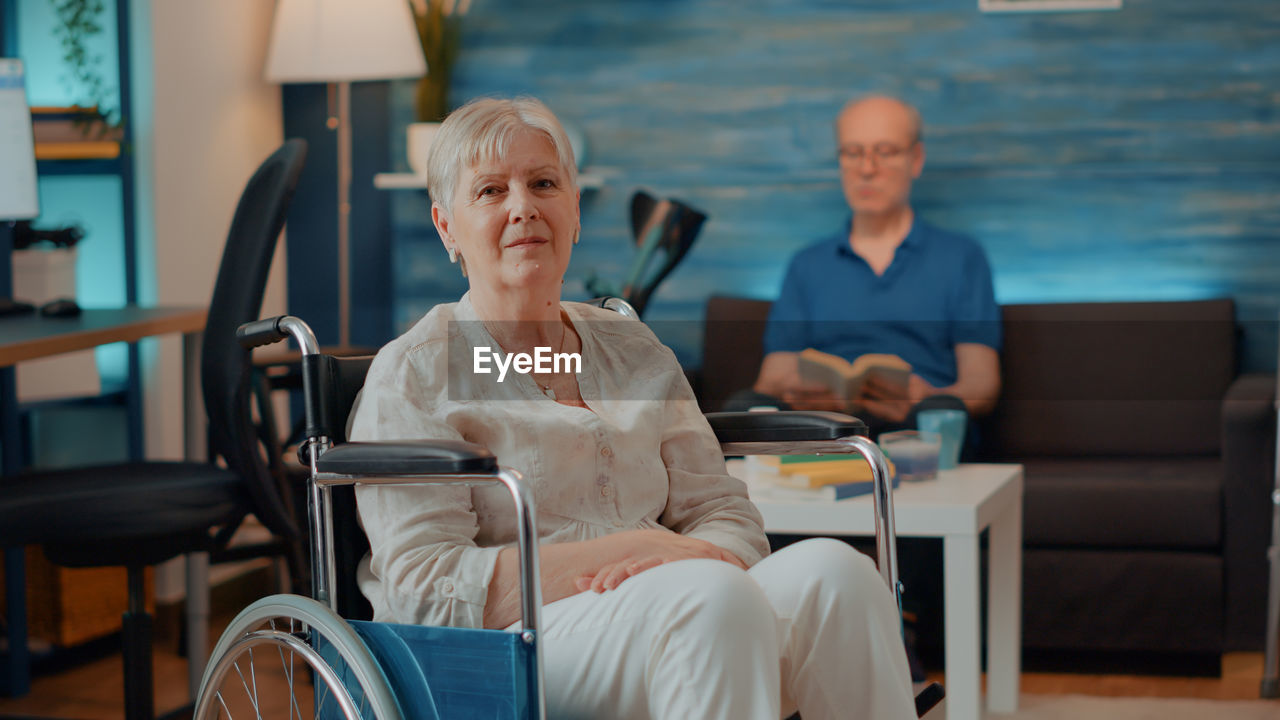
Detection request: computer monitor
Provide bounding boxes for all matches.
[0,57,39,221]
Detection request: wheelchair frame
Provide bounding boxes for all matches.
[195,312,910,720]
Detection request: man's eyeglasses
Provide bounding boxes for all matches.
[838,141,917,166]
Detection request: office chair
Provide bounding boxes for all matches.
[0,138,308,720]
[195,310,944,719]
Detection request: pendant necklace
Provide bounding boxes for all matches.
[538,318,567,400]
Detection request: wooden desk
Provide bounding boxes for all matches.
[0,305,206,697]
[0,306,206,366]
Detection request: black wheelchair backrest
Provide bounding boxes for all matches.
[297,353,378,621]
[301,354,377,448]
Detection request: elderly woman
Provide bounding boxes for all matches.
[349,97,916,720]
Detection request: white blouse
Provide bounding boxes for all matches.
[349,294,769,628]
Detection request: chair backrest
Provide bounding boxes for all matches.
[700,295,771,412]
[293,351,378,619]
[300,354,377,447]
[986,298,1237,457]
[202,139,308,541]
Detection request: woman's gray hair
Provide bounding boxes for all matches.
[426,96,578,214]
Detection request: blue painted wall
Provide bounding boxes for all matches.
[10,0,131,382]
[385,0,1279,370]
[14,0,127,312]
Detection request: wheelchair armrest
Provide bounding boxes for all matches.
[314,440,498,476]
[713,411,902,600]
[313,438,543,651]
[706,410,868,443]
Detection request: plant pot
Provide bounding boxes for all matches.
[406,121,443,177]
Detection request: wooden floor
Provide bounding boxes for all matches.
[0,631,1270,719]
[0,564,1274,718]
[0,604,302,719]
[998,652,1265,700]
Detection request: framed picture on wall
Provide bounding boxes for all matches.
[980,0,1121,11]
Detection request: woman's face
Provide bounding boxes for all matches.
[435,130,580,295]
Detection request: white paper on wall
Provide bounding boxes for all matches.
[0,58,38,221]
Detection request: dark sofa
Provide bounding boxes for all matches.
[694,295,1277,661]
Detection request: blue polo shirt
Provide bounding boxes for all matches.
[763,217,1001,388]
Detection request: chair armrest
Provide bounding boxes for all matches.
[1221,373,1277,649]
[313,439,541,636]
[710,410,901,599]
[706,410,868,444]
[1223,373,1276,423]
[314,439,497,476]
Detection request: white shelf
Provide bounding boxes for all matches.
[373,171,605,191]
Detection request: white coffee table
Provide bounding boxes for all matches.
[728,461,1024,720]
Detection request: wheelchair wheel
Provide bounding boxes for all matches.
[194,594,403,720]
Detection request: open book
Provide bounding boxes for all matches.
[796,348,912,407]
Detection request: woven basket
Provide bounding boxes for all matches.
[0,547,152,647]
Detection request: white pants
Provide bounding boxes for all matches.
[526,538,916,720]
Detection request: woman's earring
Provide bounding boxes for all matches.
[572,228,580,245]
[447,247,458,264]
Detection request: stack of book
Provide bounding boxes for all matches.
[31,106,122,160]
[746,454,899,501]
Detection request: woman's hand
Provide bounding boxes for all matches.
[487,529,748,626]
[574,529,746,593]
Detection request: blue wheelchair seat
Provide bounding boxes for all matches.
[319,622,538,720]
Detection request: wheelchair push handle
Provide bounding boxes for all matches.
[237,315,320,356]
[236,316,288,348]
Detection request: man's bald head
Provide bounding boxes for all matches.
[834,95,926,217]
[836,95,923,146]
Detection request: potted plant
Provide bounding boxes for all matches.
[406,0,469,175]
[49,0,122,138]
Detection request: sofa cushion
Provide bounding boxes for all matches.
[1022,457,1222,549]
[989,299,1235,457]
[1023,548,1223,653]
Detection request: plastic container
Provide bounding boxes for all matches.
[877,430,941,482]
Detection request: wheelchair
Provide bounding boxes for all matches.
[194,310,942,719]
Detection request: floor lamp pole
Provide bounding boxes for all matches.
[336,81,352,349]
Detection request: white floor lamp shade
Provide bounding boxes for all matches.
[266,0,425,83]
[265,0,426,347]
